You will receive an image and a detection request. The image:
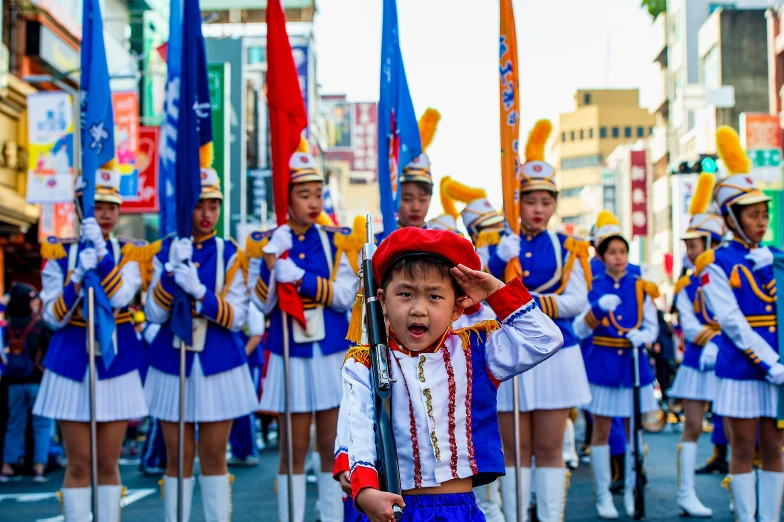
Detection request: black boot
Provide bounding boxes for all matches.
[695,444,729,475]
[610,453,625,494]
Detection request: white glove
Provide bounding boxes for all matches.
[171,237,193,266]
[274,257,305,284]
[745,247,774,271]
[598,294,622,313]
[72,248,98,284]
[496,234,521,263]
[262,225,293,257]
[81,218,107,257]
[699,341,719,371]
[174,263,206,300]
[766,362,784,386]
[626,329,647,348]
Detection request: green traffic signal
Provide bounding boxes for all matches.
[700,157,718,173]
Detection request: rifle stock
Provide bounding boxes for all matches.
[360,214,403,520]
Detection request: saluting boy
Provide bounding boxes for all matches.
[342,227,563,522]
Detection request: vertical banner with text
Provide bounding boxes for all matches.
[26,92,75,204]
[121,126,160,214]
[630,150,649,238]
[112,91,140,200]
[208,62,230,238]
[499,0,520,234]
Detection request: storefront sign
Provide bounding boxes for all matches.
[25,92,75,204]
[630,150,648,238]
[740,113,784,185]
[763,189,783,249]
[292,45,308,133]
[38,203,76,242]
[208,62,230,237]
[112,92,140,199]
[121,127,159,214]
[353,103,378,176]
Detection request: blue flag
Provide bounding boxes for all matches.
[378,0,421,238]
[80,0,117,367]
[773,253,784,424]
[158,0,213,345]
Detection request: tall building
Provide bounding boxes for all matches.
[552,89,655,233]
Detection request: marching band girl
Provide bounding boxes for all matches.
[486,120,593,522]
[573,210,659,520]
[144,152,256,522]
[33,166,152,521]
[247,142,360,522]
[668,173,725,517]
[697,127,784,522]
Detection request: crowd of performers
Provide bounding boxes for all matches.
[27,113,783,522]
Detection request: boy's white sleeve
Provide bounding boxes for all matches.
[333,381,350,478]
[484,278,564,382]
[343,353,380,499]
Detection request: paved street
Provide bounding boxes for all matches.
[0,421,739,521]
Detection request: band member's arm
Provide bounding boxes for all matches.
[103,259,142,309]
[333,382,350,479]
[197,252,250,332]
[675,289,716,347]
[298,253,356,311]
[343,350,380,500]
[702,263,779,372]
[251,258,277,315]
[41,260,80,329]
[634,295,660,346]
[484,279,564,382]
[535,256,589,320]
[146,257,175,324]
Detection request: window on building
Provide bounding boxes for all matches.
[571,130,576,141]
[560,154,604,170]
[624,126,632,138]
[584,93,591,105]
[580,129,585,140]
[600,127,607,139]
[702,45,720,89]
[612,127,619,138]
[650,126,654,136]
[562,132,567,143]
[560,187,584,198]
[589,128,594,138]
[637,126,645,138]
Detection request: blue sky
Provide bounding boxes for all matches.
[314,0,654,216]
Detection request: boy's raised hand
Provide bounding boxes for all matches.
[451,264,505,309]
[356,488,405,522]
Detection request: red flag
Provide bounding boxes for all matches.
[266,0,307,327]
[156,43,168,62]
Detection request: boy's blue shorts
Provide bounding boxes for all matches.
[360,492,485,522]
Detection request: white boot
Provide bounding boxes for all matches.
[590,445,618,520]
[534,468,569,522]
[62,487,91,522]
[623,448,635,518]
[200,474,231,522]
[758,470,784,522]
[97,485,122,522]
[473,481,505,522]
[277,474,306,522]
[563,419,578,470]
[676,442,712,517]
[163,476,195,522]
[501,466,531,522]
[728,473,756,522]
[317,471,344,522]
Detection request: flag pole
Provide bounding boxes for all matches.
[281,311,294,519]
[512,375,522,522]
[177,337,186,522]
[86,287,99,521]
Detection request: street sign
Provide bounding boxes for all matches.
[763,189,783,249]
[748,149,782,168]
[208,62,231,238]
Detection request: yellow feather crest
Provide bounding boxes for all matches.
[689,173,715,216]
[440,177,459,218]
[716,126,750,175]
[418,108,441,154]
[316,212,335,227]
[443,178,486,204]
[101,158,118,169]
[595,210,619,230]
[200,142,214,168]
[524,119,552,163]
[296,136,309,154]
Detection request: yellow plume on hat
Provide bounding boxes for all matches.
[716,125,750,175]
[418,108,441,154]
[200,142,214,168]
[316,211,335,226]
[689,173,715,216]
[440,177,459,219]
[442,177,487,204]
[296,136,310,154]
[524,119,552,163]
[595,210,619,230]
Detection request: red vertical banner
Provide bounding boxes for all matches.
[499,0,520,234]
[121,126,160,214]
[630,150,648,237]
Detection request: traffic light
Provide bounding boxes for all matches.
[671,155,718,174]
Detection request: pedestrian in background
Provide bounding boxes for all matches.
[1,282,53,483]
[652,309,676,400]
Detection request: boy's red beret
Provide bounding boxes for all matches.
[372,227,481,284]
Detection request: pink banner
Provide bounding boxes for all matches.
[630,150,648,237]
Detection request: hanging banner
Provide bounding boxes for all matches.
[38,203,76,242]
[112,92,140,200]
[25,92,75,204]
[630,150,649,238]
[499,0,520,234]
[121,126,160,214]
[208,62,230,237]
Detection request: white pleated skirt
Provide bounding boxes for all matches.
[497,346,591,412]
[259,343,346,414]
[586,383,658,418]
[713,377,779,419]
[33,369,148,422]
[144,356,259,423]
[669,366,717,402]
